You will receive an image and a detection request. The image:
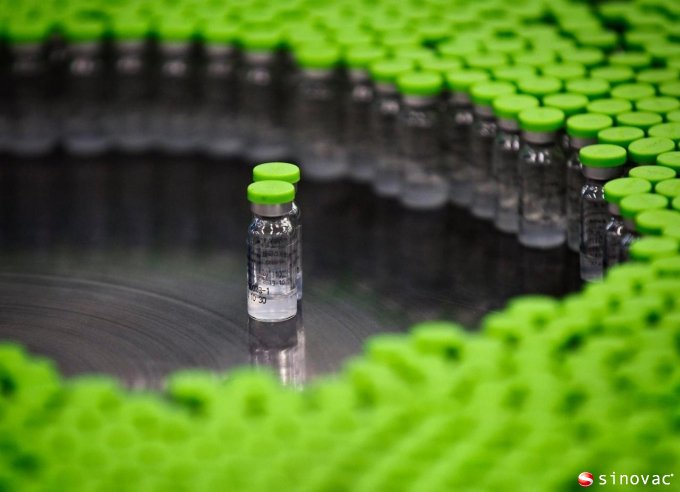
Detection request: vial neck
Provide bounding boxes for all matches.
[498,118,519,132]
[252,202,293,217]
[608,204,621,216]
[569,136,597,149]
[522,131,556,144]
[583,166,624,180]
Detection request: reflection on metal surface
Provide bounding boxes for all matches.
[248,307,305,387]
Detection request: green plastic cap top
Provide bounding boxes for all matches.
[566,113,613,138]
[586,98,633,117]
[560,47,605,67]
[517,76,562,99]
[240,29,281,51]
[247,181,295,205]
[603,177,652,204]
[493,94,540,120]
[628,165,676,185]
[565,78,610,100]
[7,18,51,43]
[628,137,676,164]
[669,111,680,123]
[345,46,386,69]
[492,66,537,83]
[635,210,680,235]
[675,196,680,213]
[418,58,462,74]
[648,123,680,143]
[597,126,644,149]
[393,47,436,65]
[540,63,587,81]
[619,193,669,218]
[637,68,679,86]
[253,162,301,184]
[203,22,237,44]
[63,18,106,42]
[464,52,509,70]
[295,45,341,69]
[512,50,556,68]
[437,40,480,59]
[660,81,680,99]
[637,97,680,116]
[543,93,589,117]
[610,83,656,102]
[518,107,565,133]
[397,71,443,97]
[471,81,517,106]
[657,152,680,172]
[616,112,664,132]
[609,51,653,70]
[655,179,680,199]
[370,59,414,84]
[590,65,635,85]
[579,144,626,168]
[446,70,491,92]
[629,237,679,262]
[482,37,526,55]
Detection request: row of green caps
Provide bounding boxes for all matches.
[248,162,300,205]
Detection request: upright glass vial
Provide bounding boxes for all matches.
[618,193,669,262]
[564,114,614,252]
[469,81,516,219]
[517,107,567,249]
[491,94,540,233]
[247,181,298,321]
[602,177,652,270]
[578,144,626,281]
[396,71,447,210]
[253,162,302,301]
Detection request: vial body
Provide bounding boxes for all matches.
[493,127,522,233]
[397,96,448,210]
[518,138,566,249]
[291,203,303,300]
[620,229,639,263]
[443,94,475,206]
[604,214,625,270]
[566,150,585,252]
[345,71,375,182]
[371,85,401,197]
[470,109,498,219]
[292,68,346,181]
[579,178,609,281]
[247,212,298,321]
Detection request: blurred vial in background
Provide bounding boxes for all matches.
[469,81,516,220]
[153,17,201,153]
[602,177,651,270]
[344,46,383,183]
[443,70,490,207]
[396,71,447,210]
[370,59,414,198]
[239,29,289,162]
[109,14,154,153]
[492,95,540,234]
[565,113,614,252]
[290,44,347,181]
[200,21,242,158]
[578,144,626,281]
[247,181,298,321]
[6,17,56,156]
[62,17,110,155]
[518,107,567,249]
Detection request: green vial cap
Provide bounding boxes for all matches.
[566,113,613,138]
[579,144,627,168]
[370,59,415,84]
[482,37,526,55]
[437,40,480,59]
[419,58,462,74]
[655,179,680,199]
[253,162,301,184]
[560,47,605,67]
[648,123,680,143]
[616,112,664,132]
[636,97,680,117]
[629,165,677,185]
[611,83,656,102]
[665,224,680,241]
[394,47,436,65]
[247,180,295,205]
[470,81,517,106]
[609,51,653,70]
[651,255,680,277]
[512,50,556,68]
[603,177,652,205]
[295,44,341,69]
[636,68,679,86]
[628,137,676,164]
[345,46,386,69]
[493,94,540,120]
[675,196,680,212]
[635,209,680,235]
[565,78,610,100]
[7,17,51,43]
[574,30,618,51]
[492,66,537,83]
[669,111,680,123]
[657,152,680,172]
[518,107,565,133]
[540,62,586,81]
[630,237,679,262]
[543,93,589,117]
[517,76,562,99]
[446,70,490,92]
[63,18,106,42]
[586,98,633,117]
[397,71,443,97]
[240,29,281,51]
[464,52,508,70]
[659,81,680,99]
[598,126,645,148]
[590,65,635,86]
[620,193,669,219]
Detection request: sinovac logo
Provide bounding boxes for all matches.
[579,471,675,487]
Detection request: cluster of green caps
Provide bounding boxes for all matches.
[247,162,300,205]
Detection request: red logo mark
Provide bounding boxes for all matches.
[579,472,594,487]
